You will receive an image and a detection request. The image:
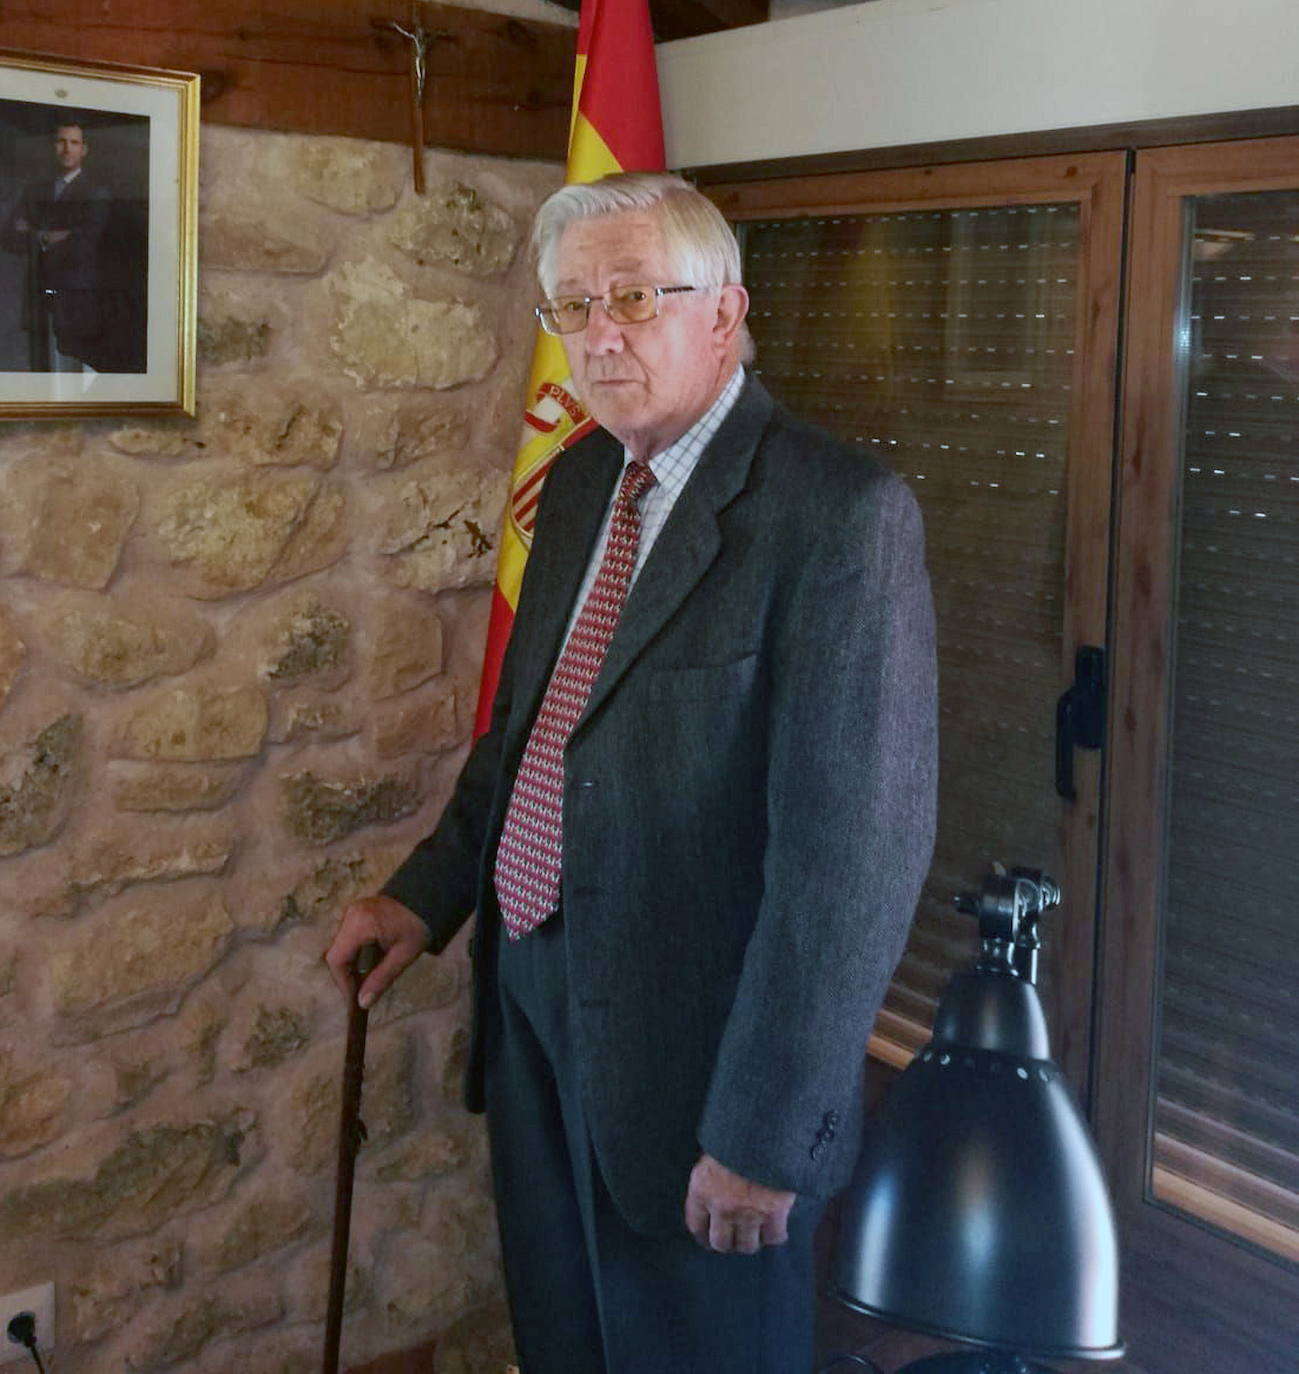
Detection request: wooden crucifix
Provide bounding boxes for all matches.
[373,2,441,194]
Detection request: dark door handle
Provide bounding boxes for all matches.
[1055,645,1106,800]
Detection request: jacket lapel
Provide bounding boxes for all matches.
[579,375,774,728]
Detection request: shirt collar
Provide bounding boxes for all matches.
[622,366,746,491]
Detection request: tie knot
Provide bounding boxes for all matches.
[619,460,656,506]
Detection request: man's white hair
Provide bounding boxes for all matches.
[531,172,744,298]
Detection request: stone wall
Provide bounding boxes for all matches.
[0,124,561,1371]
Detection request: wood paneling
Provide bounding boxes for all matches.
[1098,133,1299,1374]
[651,0,767,40]
[1,1,575,160]
[546,0,769,42]
[687,106,1299,188]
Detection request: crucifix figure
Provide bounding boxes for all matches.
[374,3,433,194]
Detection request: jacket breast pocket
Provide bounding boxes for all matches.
[645,653,758,702]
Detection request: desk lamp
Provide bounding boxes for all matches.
[826,866,1124,1373]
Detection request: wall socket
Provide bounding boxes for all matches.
[0,1284,54,1368]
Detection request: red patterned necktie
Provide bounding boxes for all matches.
[494,460,657,940]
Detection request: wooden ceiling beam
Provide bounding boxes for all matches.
[651,0,769,41]
[1,1,575,161]
[546,1,771,42]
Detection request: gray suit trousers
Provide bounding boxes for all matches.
[488,913,824,1374]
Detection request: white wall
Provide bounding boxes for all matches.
[658,0,1299,169]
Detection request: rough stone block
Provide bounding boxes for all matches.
[370,1126,468,1183]
[367,595,443,698]
[370,687,460,759]
[202,212,330,274]
[432,1302,518,1374]
[368,402,472,473]
[291,1245,369,1322]
[0,714,81,856]
[290,138,405,216]
[329,259,497,390]
[33,823,235,918]
[235,1003,314,1072]
[197,285,278,366]
[3,457,139,588]
[440,1025,470,1105]
[271,853,375,932]
[123,1279,284,1370]
[198,1327,317,1374]
[69,1237,182,1343]
[373,1231,472,1331]
[285,1033,414,1175]
[116,683,268,762]
[106,422,190,459]
[111,1051,169,1113]
[280,769,420,845]
[111,763,245,814]
[388,179,518,276]
[272,482,349,583]
[378,461,504,593]
[198,1187,314,1272]
[0,1113,251,1242]
[50,883,233,1031]
[198,383,344,471]
[266,692,359,745]
[368,953,461,1027]
[153,472,347,598]
[0,603,25,709]
[41,592,213,688]
[0,1057,72,1157]
[178,995,226,1087]
[260,593,352,683]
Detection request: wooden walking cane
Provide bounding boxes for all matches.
[323,941,381,1374]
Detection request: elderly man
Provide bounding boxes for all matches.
[327,172,937,1373]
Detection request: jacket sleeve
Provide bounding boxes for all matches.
[696,470,938,1195]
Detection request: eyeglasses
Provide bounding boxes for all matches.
[535,284,698,335]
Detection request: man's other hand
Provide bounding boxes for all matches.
[325,895,431,1010]
[684,1153,797,1254]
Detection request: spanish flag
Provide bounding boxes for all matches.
[473,0,665,736]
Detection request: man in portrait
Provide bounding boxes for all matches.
[327,172,938,1374]
[1,118,111,373]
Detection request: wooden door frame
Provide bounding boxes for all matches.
[1098,133,1299,1371]
[706,152,1128,1099]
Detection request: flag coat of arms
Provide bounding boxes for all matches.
[474,0,666,736]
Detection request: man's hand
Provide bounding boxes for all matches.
[324,894,431,1010]
[684,1153,797,1255]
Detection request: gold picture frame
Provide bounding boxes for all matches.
[0,49,199,418]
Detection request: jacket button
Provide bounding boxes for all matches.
[810,1141,824,1162]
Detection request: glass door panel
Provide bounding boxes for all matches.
[1154,186,1299,1261]
[1101,136,1299,1374]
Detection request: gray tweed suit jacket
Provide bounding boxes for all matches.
[383,373,937,1236]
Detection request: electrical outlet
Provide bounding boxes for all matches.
[0,1284,54,1368]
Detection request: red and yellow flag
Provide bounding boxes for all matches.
[473,0,665,736]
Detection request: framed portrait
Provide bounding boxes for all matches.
[0,50,199,418]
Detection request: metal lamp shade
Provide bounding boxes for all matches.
[834,969,1124,1362]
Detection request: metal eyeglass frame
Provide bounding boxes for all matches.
[535,284,698,335]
